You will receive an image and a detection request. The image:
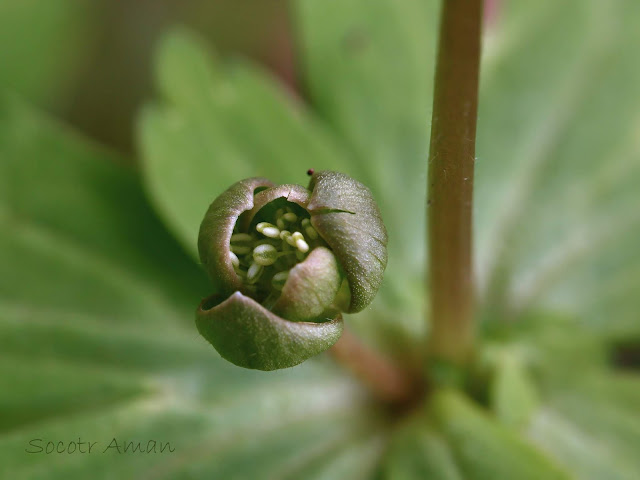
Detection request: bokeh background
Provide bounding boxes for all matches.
[2,0,640,478]
[0,0,294,155]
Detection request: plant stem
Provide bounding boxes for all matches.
[427,0,483,365]
[330,328,421,407]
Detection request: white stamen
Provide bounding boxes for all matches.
[301,218,318,239]
[247,262,263,283]
[305,226,318,240]
[253,244,278,266]
[282,230,297,247]
[263,227,280,238]
[230,245,251,254]
[256,222,280,238]
[229,251,240,268]
[292,231,309,253]
[283,212,297,223]
[271,271,289,291]
[296,239,309,253]
[230,233,253,243]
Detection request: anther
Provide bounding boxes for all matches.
[230,233,253,243]
[229,251,240,268]
[230,233,253,254]
[247,262,263,283]
[292,231,309,253]
[271,271,289,291]
[280,230,295,246]
[252,244,278,266]
[230,245,251,254]
[256,222,280,238]
[282,212,297,223]
[301,218,318,240]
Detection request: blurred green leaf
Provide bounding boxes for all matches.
[489,349,539,429]
[137,3,444,352]
[138,29,356,258]
[383,390,570,480]
[0,0,95,108]
[137,27,426,354]
[430,390,570,479]
[0,93,384,478]
[383,421,463,479]
[475,0,640,337]
[2,0,640,477]
[294,0,438,282]
[529,373,640,480]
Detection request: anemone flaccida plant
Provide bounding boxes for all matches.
[4,0,640,478]
[196,171,387,370]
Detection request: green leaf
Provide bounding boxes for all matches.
[0,0,95,107]
[137,27,423,355]
[383,389,570,480]
[5,0,640,477]
[489,349,540,429]
[138,29,356,258]
[0,94,383,478]
[430,390,570,479]
[475,0,640,336]
[294,0,438,278]
[383,420,463,480]
[0,94,208,326]
[138,10,441,356]
[293,0,442,346]
[528,373,640,480]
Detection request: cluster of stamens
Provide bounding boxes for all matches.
[229,206,322,295]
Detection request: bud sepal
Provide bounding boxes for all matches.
[196,171,387,370]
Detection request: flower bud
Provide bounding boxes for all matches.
[196,171,387,370]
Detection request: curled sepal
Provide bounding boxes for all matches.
[196,292,344,370]
[308,171,388,312]
[198,177,274,294]
[272,246,341,322]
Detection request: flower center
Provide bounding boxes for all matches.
[229,203,324,300]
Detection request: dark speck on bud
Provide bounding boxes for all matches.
[196,171,387,370]
[306,168,314,176]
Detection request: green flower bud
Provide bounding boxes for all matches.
[196,171,387,370]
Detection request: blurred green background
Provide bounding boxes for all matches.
[1,0,640,478]
[0,0,293,154]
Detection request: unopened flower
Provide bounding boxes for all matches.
[196,171,387,370]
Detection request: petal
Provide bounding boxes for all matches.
[307,171,388,313]
[198,177,273,294]
[196,292,343,370]
[272,246,342,322]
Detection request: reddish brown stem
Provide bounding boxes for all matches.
[427,0,483,364]
[330,328,420,407]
